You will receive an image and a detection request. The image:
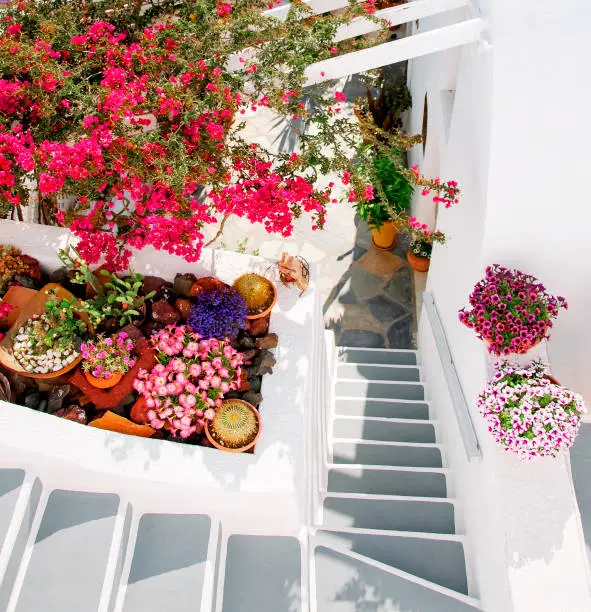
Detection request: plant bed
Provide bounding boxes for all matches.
[0,245,278,453]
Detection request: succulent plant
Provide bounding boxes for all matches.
[208,400,259,450]
[233,274,275,316]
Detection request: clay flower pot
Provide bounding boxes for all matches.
[371,221,398,251]
[233,273,277,320]
[407,250,430,272]
[205,398,262,453]
[84,370,123,389]
[0,283,89,381]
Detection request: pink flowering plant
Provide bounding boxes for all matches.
[407,216,445,259]
[81,331,135,379]
[0,0,391,269]
[133,325,243,438]
[458,265,568,356]
[477,360,585,459]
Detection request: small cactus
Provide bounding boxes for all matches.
[209,399,259,450]
[233,274,275,316]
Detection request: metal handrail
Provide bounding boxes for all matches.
[422,291,482,461]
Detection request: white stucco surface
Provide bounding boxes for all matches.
[411,1,591,610]
[0,221,319,534]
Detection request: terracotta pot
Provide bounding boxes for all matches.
[0,283,90,381]
[407,250,430,272]
[544,374,560,386]
[233,274,277,320]
[371,221,398,251]
[205,399,262,453]
[84,370,123,389]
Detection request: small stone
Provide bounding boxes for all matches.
[120,324,145,344]
[225,391,240,399]
[255,333,278,350]
[174,298,192,320]
[238,336,256,350]
[48,385,70,413]
[23,390,40,410]
[130,397,150,425]
[13,275,40,290]
[142,276,172,299]
[38,399,48,413]
[188,282,205,298]
[151,300,181,325]
[241,391,263,408]
[240,349,257,362]
[246,314,270,337]
[255,365,273,376]
[54,405,87,424]
[160,286,178,303]
[194,276,228,293]
[253,349,276,370]
[249,376,262,393]
[238,369,250,393]
[174,273,197,298]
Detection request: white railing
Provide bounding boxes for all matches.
[422,291,481,461]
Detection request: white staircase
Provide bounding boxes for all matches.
[311,347,482,611]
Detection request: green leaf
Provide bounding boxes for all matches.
[107,293,116,304]
[99,269,111,277]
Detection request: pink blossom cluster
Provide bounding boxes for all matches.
[459,264,568,356]
[81,332,135,379]
[133,325,243,438]
[478,360,586,459]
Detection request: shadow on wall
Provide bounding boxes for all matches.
[323,215,416,350]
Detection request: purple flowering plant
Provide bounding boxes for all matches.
[81,331,135,380]
[187,288,247,339]
[477,360,585,459]
[458,264,567,355]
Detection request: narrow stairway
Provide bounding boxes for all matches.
[312,346,482,611]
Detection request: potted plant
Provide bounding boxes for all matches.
[58,247,155,331]
[0,245,41,297]
[458,264,568,356]
[205,398,261,453]
[133,325,244,439]
[354,149,413,250]
[187,288,248,339]
[406,217,446,272]
[3,285,88,378]
[232,274,277,321]
[477,360,585,459]
[81,332,136,389]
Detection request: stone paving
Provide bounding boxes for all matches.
[203,74,417,350]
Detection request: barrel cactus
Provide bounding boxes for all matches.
[207,399,260,452]
[233,274,275,317]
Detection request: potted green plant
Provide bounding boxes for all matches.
[406,217,446,272]
[81,332,136,389]
[354,149,413,250]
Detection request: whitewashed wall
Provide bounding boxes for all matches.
[410,1,591,610]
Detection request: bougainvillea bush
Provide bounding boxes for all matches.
[133,325,244,438]
[478,360,585,459]
[458,265,567,356]
[0,0,461,269]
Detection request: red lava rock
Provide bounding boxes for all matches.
[194,276,228,293]
[246,313,270,337]
[130,396,151,425]
[188,282,205,298]
[120,324,145,344]
[240,349,257,362]
[151,300,181,325]
[255,333,278,350]
[174,273,197,297]
[69,338,157,410]
[53,405,87,424]
[238,369,250,392]
[174,298,192,320]
[20,255,41,280]
[143,275,172,298]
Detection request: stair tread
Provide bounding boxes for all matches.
[337,348,418,366]
[337,363,421,382]
[222,534,302,612]
[333,440,442,468]
[333,417,436,443]
[314,546,481,611]
[15,490,120,612]
[123,513,211,612]
[315,529,469,594]
[323,496,456,533]
[335,397,430,419]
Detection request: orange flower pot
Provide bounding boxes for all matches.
[84,370,123,389]
[371,221,398,251]
[407,250,430,272]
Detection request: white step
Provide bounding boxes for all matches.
[322,493,456,534]
[335,397,430,419]
[337,378,425,401]
[314,545,482,611]
[332,440,442,468]
[221,534,302,611]
[327,465,448,497]
[337,347,417,366]
[333,416,436,443]
[13,490,127,612]
[337,362,421,382]
[315,527,469,594]
[121,513,213,612]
